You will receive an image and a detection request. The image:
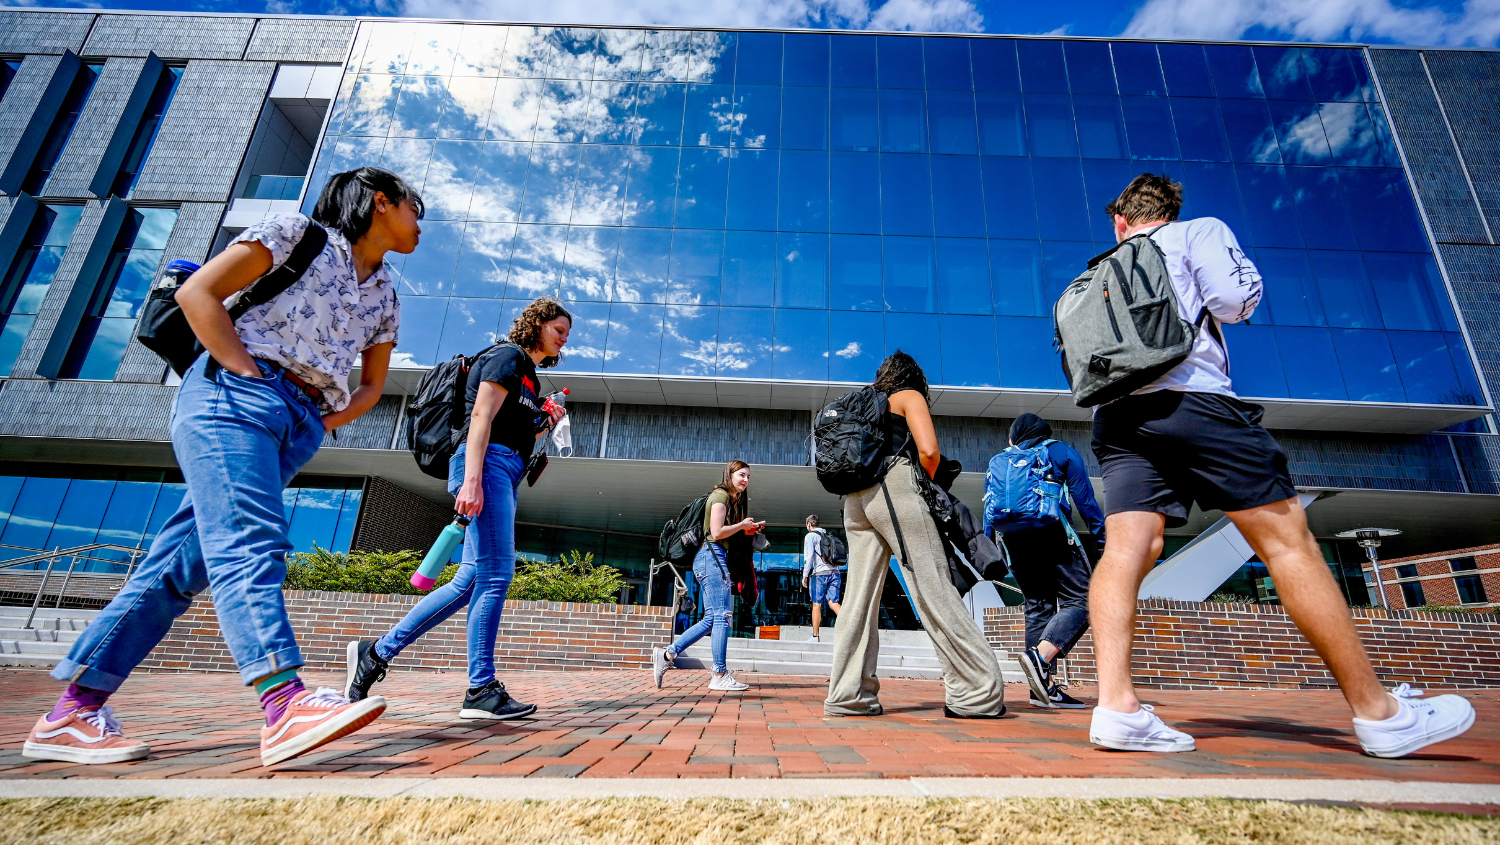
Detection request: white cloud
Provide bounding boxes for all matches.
[385,0,983,32]
[1122,0,1500,47]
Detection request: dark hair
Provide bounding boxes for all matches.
[508,297,572,369]
[312,167,424,244]
[806,514,819,528]
[873,350,929,402]
[1105,173,1183,226]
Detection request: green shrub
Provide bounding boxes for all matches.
[1208,591,1257,604]
[284,546,458,595]
[509,550,625,604]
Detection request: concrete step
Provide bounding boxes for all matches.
[0,640,72,656]
[0,654,63,668]
[0,612,95,631]
[0,626,82,643]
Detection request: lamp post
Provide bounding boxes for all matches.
[1334,528,1402,608]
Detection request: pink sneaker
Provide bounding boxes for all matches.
[260,686,384,766]
[23,706,150,764]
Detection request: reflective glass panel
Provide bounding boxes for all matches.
[623,146,680,227]
[1081,158,1135,241]
[1318,102,1386,167]
[1254,46,1315,100]
[675,147,730,229]
[1332,328,1404,402]
[832,34,877,88]
[1073,95,1127,159]
[635,83,685,145]
[436,297,505,361]
[1388,330,1465,404]
[603,302,664,372]
[667,228,723,305]
[1205,45,1264,98]
[879,88,928,152]
[831,152,882,234]
[563,300,609,372]
[1159,43,1215,97]
[1268,100,1331,164]
[693,31,737,84]
[935,238,991,314]
[1311,250,1383,329]
[990,239,1046,316]
[725,149,778,230]
[828,310,883,381]
[1286,166,1357,250]
[1031,158,1091,241]
[1175,161,1250,236]
[778,149,829,232]
[505,223,568,299]
[783,33,830,87]
[781,86,829,149]
[1025,93,1078,157]
[468,141,530,221]
[558,224,617,301]
[1064,41,1116,95]
[1219,99,1282,163]
[927,89,978,154]
[613,227,672,302]
[996,316,1066,388]
[1113,42,1166,97]
[883,236,937,312]
[830,234,882,310]
[972,39,1021,92]
[1254,248,1325,326]
[975,91,1027,156]
[1220,323,1288,397]
[1366,252,1454,332]
[715,306,772,377]
[1339,168,1426,253]
[660,304,717,375]
[940,313,999,386]
[981,156,1038,239]
[1017,40,1068,93]
[683,83,735,147]
[1275,326,1346,399]
[880,154,934,236]
[1235,164,1303,248]
[736,32,783,86]
[772,308,829,380]
[930,155,986,238]
[878,36,924,88]
[720,230,776,306]
[570,144,630,226]
[1171,98,1231,162]
[1123,95,1180,160]
[831,87,879,151]
[924,37,972,90]
[735,84,780,148]
[775,232,829,308]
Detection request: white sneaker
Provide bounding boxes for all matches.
[652,647,672,689]
[806,635,820,642]
[1353,683,1476,758]
[1089,704,1196,752]
[709,670,749,691]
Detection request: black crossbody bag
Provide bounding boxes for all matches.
[136,223,328,377]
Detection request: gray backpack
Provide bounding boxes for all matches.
[1053,225,1217,407]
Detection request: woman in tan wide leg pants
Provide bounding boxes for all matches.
[824,352,1007,718]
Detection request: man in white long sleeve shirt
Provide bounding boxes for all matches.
[1086,174,1475,759]
[801,515,841,642]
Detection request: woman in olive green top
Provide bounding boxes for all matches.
[652,460,763,691]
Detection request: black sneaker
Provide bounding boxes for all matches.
[1017,647,1053,709]
[344,639,388,703]
[1030,685,1088,710]
[459,680,537,720]
[943,704,1007,719]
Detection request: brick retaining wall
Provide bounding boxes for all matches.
[985,600,1500,689]
[135,590,674,675]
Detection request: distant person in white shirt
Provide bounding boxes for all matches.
[802,515,842,642]
[1086,173,1475,759]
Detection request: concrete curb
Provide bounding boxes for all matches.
[0,778,1497,804]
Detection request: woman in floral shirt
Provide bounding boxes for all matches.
[27,168,421,769]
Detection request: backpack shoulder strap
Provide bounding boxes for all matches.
[228,222,328,320]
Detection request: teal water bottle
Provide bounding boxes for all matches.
[411,515,470,591]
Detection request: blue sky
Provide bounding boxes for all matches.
[6,0,1499,46]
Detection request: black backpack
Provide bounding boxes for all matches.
[657,495,709,565]
[137,223,328,377]
[813,386,900,496]
[815,529,848,567]
[405,342,500,479]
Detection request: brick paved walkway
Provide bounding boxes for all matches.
[1,668,1495,781]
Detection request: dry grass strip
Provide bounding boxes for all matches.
[1,797,1497,845]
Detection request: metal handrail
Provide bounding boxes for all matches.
[1,543,147,629]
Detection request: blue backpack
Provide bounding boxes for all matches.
[984,440,1068,535]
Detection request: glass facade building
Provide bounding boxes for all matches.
[305,24,1481,407]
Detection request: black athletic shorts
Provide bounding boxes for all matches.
[1091,390,1297,528]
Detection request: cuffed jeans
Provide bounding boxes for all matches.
[374,443,523,689]
[1003,521,1092,659]
[667,543,731,674]
[53,356,323,691]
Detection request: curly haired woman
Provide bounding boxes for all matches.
[343,297,570,719]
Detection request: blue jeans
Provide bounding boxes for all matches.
[53,356,324,690]
[375,443,523,689]
[667,543,731,674]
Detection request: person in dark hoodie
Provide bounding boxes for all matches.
[997,414,1106,710]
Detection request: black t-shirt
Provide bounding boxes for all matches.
[464,344,543,461]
